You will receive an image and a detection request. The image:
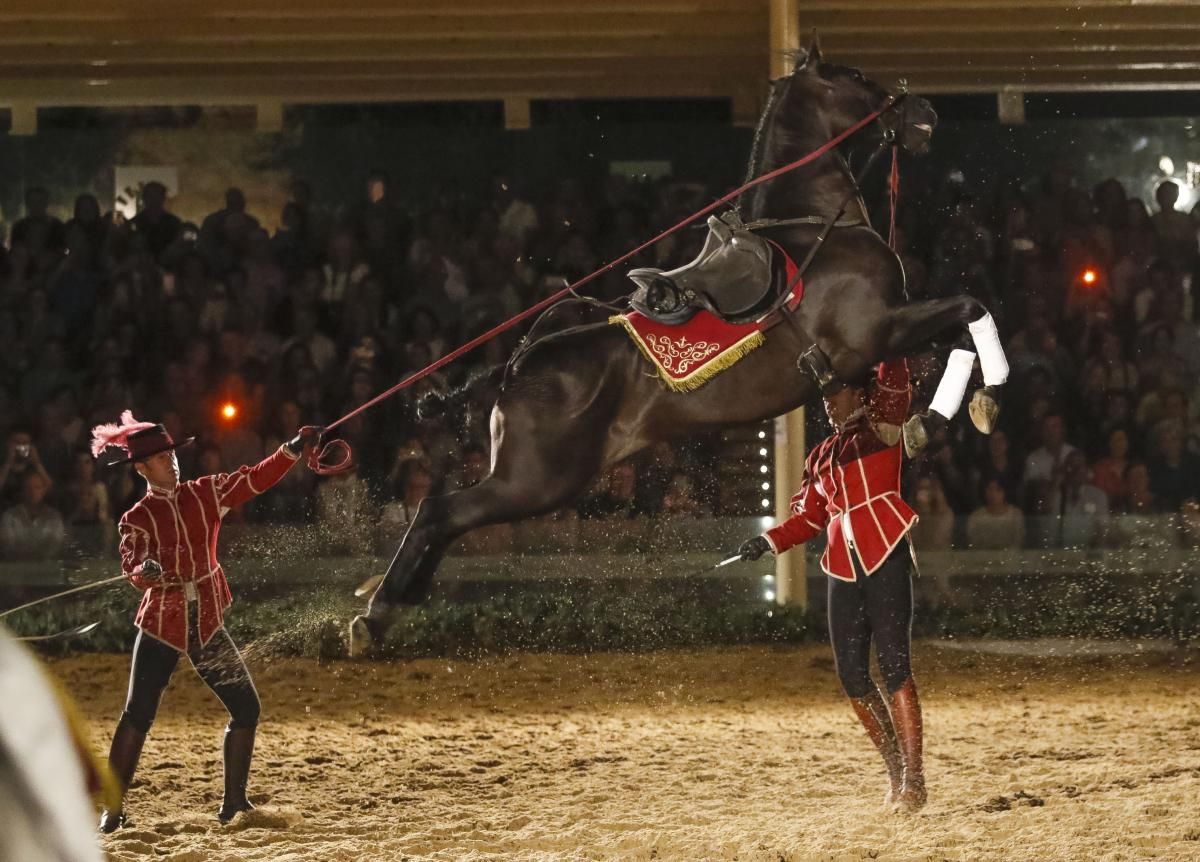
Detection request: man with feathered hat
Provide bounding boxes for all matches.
[89,411,321,831]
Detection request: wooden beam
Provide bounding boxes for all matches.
[0,0,750,17]
[0,56,764,81]
[0,14,768,44]
[0,36,761,65]
[0,73,754,107]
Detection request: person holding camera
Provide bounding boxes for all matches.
[0,429,54,508]
[736,358,928,812]
[88,411,322,832]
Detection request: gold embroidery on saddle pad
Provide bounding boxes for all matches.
[609,314,765,393]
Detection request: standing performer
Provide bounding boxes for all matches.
[738,357,943,812]
[89,412,321,831]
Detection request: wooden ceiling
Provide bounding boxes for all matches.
[1,0,1198,117]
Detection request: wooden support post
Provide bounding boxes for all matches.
[997,90,1026,125]
[10,102,37,136]
[256,100,283,133]
[504,97,531,131]
[769,0,806,610]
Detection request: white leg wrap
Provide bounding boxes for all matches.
[968,312,1009,386]
[929,349,977,420]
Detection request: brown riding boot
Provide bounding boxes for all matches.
[98,716,147,833]
[218,726,257,823]
[889,676,927,811]
[849,685,905,806]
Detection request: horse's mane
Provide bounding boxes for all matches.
[737,76,787,216]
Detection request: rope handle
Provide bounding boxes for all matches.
[297,426,355,475]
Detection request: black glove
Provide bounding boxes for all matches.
[284,426,325,457]
[738,536,771,561]
[139,559,163,581]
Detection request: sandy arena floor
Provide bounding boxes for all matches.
[52,641,1200,861]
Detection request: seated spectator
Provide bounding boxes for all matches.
[966,478,1025,550]
[909,475,954,550]
[0,473,66,560]
[1081,329,1137,393]
[1123,461,1160,514]
[577,462,638,520]
[454,444,490,490]
[1022,413,1077,491]
[969,428,1022,510]
[60,448,112,555]
[1091,427,1132,509]
[378,459,434,551]
[1147,423,1200,512]
[315,463,373,554]
[1047,450,1109,549]
[661,472,705,516]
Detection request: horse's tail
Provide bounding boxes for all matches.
[417,364,506,420]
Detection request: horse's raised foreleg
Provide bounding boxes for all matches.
[884,296,1009,454]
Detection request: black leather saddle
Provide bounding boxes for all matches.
[627,214,785,326]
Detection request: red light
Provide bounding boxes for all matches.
[221,403,238,421]
[1081,269,1098,286]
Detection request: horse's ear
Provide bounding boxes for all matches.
[803,30,823,71]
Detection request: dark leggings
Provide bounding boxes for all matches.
[827,541,914,699]
[122,605,260,733]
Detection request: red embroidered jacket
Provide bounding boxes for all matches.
[763,359,917,581]
[117,447,300,651]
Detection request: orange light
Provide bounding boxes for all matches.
[1081,268,1098,286]
[221,403,238,421]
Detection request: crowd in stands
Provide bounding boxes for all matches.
[0,168,723,561]
[901,169,1200,551]
[1,141,1199,561]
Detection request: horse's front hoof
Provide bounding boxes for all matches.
[348,615,378,659]
[902,415,930,458]
[968,386,1001,434]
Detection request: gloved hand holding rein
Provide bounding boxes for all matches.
[283,425,325,458]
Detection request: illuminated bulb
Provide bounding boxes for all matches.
[758,447,768,457]
[221,403,238,420]
[760,498,770,508]
[758,431,766,439]
[1081,269,1098,286]
[764,590,776,602]
[761,481,770,490]
[759,465,769,474]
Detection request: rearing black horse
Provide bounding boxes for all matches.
[350,42,1000,653]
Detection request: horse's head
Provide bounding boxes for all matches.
[780,35,937,155]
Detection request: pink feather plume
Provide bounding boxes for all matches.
[90,410,156,458]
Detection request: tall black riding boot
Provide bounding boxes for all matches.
[218,725,257,823]
[98,716,147,833]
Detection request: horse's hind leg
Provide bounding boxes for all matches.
[883,296,1009,454]
[350,395,609,655]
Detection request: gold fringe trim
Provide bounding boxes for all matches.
[609,315,765,393]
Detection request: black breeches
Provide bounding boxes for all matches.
[121,607,260,734]
[827,542,914,699]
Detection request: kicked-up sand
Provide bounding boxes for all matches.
[50,640,1200,861]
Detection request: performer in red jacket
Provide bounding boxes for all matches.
[738,359,927,811]
[89,412,320,831]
